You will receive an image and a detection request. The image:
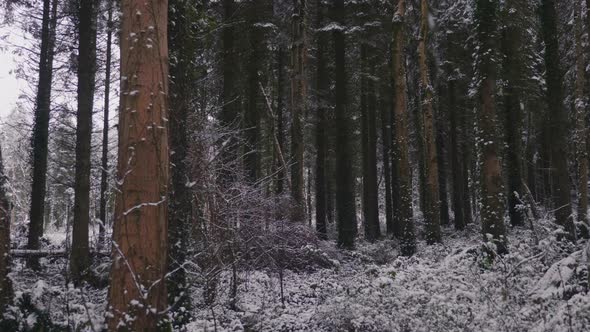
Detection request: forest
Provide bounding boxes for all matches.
[0,0,589,330]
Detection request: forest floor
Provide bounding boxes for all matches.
[6,215,590,331]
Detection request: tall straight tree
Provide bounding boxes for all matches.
[540,0,576,240]
[475,0,508,254]
[418,0,441,243]
[500,0,525,227]
[361,43,380,242]
[290,0,306,222]
[392,0,415,255]
[574,0,588,237]
[107,0,170,329]
[27,0,58,269]
[315,0,328,239]
[333,0,357,248]
[98,0,114,251]
[168,0,197,325]
[71,0,97,283]
[0,145,11,312]
[448,79,465,230]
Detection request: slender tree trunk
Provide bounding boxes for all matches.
[448,80,465,230]
[437,111,450,227]
[98,0,114,252]
[361,44,380,241]
[501,2,524,227]
[418,0,441,244]
[392,0,415,255]
[27,0,58,269]
[540,0,575,240]
[574,0,589,237]
[290,0,307,222]
[107,0,170,329]
[0,146,12,312]
[276,47,286,194]
[71,0,97,283]
[476,0,508,255]
[315,0,327,239]
[380,70,394,236]
[334,0,357,249]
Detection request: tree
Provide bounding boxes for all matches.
[98,0,114,252]
[418,0,441,244]
[106,0,170,328]
[475,0,508,254]
[0,144,11,312]
[71,0,98,284]
[500,0,525,227]
[540,0,576,240]
[334,0,357,249]
[290,0,307,222]
[27,0,58,269]
[315,0,328,239]
[392,0,415,255]
[574,0,588,237]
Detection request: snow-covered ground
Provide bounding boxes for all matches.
[7,216,590,331]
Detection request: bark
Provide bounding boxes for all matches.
[334,0,357,249]
[0,146,12,312]
[476,0,508,255]
[220,0,239,185]
[380,83,394,236]
[98,0,114,252]
[315,0,327,239]
[71,0,98,283]
[27,0,58,269]
[501,2,525,227]
[574,0,589,237]
[361,44,380,242]
[418,0,440,243]
[448,80,465,230]
[290,0,307,222]
[540,0,575,240]
[167,0,197,325]
[392,0,415,255]
[107,0,170,329]
[276,47,286,194]
[436,103,450,227]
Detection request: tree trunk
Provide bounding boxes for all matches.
[0,145,12,312]
[107,0,170,329]
[392,0,415,256]
[276,47,286,194]
[167,0,197,326]
[334,0,357,249]
[315,0,328,239]
[418,0,441,243]
[574,0,588,238]
[27,0,58,269]
[380,75,394,236]
[448,80,465,230]
[540,0,575,240]
[71,0,98,284]
[501,2,524,227]
[98,0,114,253]
[475,0,508,255]
[290,0,307,222]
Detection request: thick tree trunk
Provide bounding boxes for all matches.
[418,0,441,243]
[392,0,415,256]
[290,0,307,222]
[476,0,508,255]
[501,2,524,227]
[574,0,588,237]
[0,146,12,312]
[98,0,114,252]
[315,0,328,239]
[107,0,170,329]
[27,0,58,269]
[540,0,575,240]
[71,0,97,283]
[334,0,357,249]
